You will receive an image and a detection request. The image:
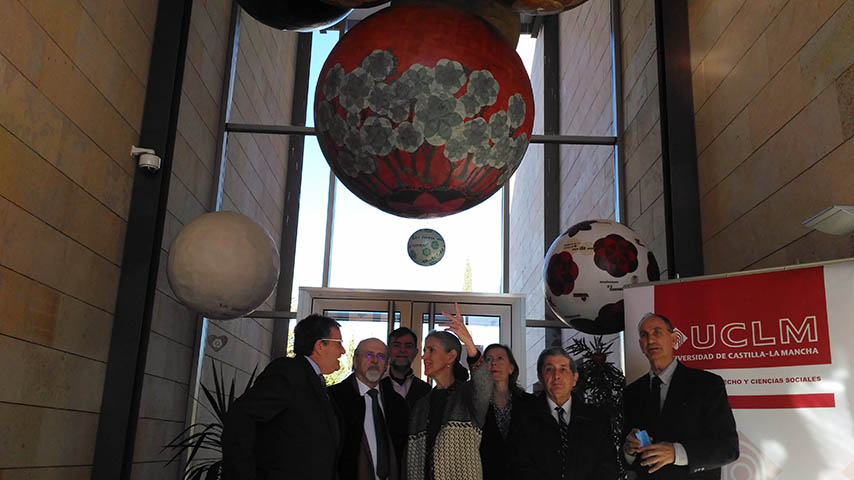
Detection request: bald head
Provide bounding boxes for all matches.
[353,338,388,387]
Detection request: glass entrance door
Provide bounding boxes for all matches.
[297,288,525,386]
[309,298,411,384]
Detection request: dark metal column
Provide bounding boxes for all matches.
[654,0,703,278]
[270,32,313,359]
[91,0,193,478]
[610,0,626,223]
[542,15,562,346]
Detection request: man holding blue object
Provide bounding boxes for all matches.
[623,313,739,479]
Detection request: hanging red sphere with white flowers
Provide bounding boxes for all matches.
[314,3,534,218]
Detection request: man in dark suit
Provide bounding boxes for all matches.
[380,327,431,409]
[222,314,346,480]
[329,338,409,480]
[512,347,617,479]
[623,313,739,479]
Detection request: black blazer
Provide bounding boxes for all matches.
[624,361,739,479]
[479,389,534,480]
[222,356,340,480]
[381,374,432,411]
[511,393,618,479]
[328,373,409,480]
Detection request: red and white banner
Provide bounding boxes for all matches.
[624,259,854,479]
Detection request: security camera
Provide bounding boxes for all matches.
[130,145,162,173]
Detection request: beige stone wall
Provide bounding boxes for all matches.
[510,32,546,389]
[691,0,854,272]
[0,0,156,476]
[557,0,616,233]
[131,2,298,478]
[621,0,668,278]
[203,4,297,406]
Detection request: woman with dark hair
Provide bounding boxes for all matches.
[404,304,493,480]
[479,344,533,480]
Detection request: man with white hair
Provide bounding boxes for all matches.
[329,338,409,480]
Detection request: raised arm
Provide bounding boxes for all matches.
[441,303,493,424]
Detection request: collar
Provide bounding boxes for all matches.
[355,376,380,396]
[304,355,322,376]
[651,358,678,385]
[546,394,572,414]
[386,366,414,383]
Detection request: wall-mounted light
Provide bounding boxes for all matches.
[802,205,854,235]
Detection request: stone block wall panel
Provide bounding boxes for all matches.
[691,0,854,272]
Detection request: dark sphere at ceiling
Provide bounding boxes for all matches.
[319,0,388,7]
[236,0,353,31]
[314,3,534,218]
[510,0,590,15]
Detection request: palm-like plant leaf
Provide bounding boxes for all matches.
[162,360,258,480]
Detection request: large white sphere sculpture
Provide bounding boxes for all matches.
[167,212,280,320]
[407,228,446,266]
[543,219,660,334]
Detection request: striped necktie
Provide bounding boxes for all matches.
[556,406,569,480]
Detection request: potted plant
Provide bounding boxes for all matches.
[163,362,256,480]
[566,335,627,479]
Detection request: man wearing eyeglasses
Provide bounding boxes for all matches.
[329,338,409,480]
[223,314,346,480]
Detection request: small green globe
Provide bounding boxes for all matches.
[407,228,446,266]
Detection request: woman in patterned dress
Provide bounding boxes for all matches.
[403,303,493,480]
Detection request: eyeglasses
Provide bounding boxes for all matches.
[321,338,344,345]
[360,352,387,361]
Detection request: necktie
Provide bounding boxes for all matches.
[319,373,327,387]
[649,376,663,430]
[556,406,569,480]
[367,389,390,480]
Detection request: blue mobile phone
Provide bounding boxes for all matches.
[634,430,651,447]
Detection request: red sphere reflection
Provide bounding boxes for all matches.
[314,4,534,218]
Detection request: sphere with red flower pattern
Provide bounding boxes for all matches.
[593,234,638,278]
[314,4,534,218]
[546,252,580,296]
[543,220,659,334]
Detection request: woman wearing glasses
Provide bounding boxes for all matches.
[403,303,493,480]
[479,344,533,480]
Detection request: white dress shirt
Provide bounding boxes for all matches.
[625,359,688,466]
[547,395,572,424]
[384,370,416,398]
[357,378,385,480]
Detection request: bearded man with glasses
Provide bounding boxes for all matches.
[329,338,409,480]
[223,314,346,480]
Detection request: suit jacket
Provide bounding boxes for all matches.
[511,393,617,479]
[222,356,341,480]
[623,361,739,479]
[479,389,534,480]
[381,374,431,411]
[328,373,409,480]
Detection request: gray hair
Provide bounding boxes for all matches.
[638,312,674,334]
[536,347,577,382]
[351,337,388,371]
